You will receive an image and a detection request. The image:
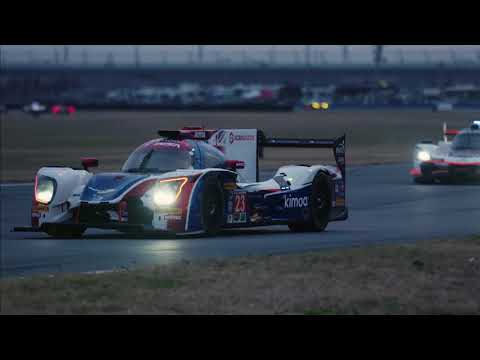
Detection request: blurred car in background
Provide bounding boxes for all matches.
[411,121,480,184]
[23,101,48,116]
[51,104,77,115]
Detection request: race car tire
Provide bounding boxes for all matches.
[201,176,225,236]
[415,165,434,184]
[288,172,331,232]
[44,224,86,238]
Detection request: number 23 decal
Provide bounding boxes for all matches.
[234,193,246,213]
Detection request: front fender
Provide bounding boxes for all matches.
[33,167,92,226]
[184,169,236,233]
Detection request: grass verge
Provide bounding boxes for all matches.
[2,235,479,315]
[2,109,480,181]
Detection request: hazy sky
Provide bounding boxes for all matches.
[3,45,480,64]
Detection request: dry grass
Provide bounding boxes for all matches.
[2,236,479,315]
[2,109,480,181]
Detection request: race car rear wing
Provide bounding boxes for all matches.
[257,131,346,181]
[158,127,217,140]
[157,127,345,183]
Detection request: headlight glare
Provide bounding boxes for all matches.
[152,177,188,207]
[417,150,431,162]
[35,176,56,204]
[153,188,177,206]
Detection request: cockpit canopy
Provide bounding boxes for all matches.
[122,140,195,173]
[121,138,228,173]
[452,132,480,151]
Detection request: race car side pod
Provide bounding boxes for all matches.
[257,131,346,180]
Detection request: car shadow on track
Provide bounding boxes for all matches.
[15,227,362,241]
[17,228,290,241]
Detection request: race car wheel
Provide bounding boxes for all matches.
[415,165,434,184]
[288,172,331,232]
[44,224,86,238]
[201,176,225,236]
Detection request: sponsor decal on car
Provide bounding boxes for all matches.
[215,130,226,144]
[233,193,247,213]
[227,212,247,224]
[284,195,309,208]
[157,207,183,215]
[223,182,237,190]
[229,132,256,144]
[33,203,49,213]
[250,212,263,224]
[164,214,182,221]
[335,197,345,207]
[226,192,248,224]
[107,210,120,221]
[153,210,183,230]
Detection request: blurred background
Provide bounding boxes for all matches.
[2,45,480,111]
[3,45,480,180]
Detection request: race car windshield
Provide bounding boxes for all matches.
[452,133,480,150]
[122,148,193,173]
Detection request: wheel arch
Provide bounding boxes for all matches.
[184,169,235,233]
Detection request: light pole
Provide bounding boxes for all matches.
[197,45,204,65]
[373,45,384,68]
[305,45,311,67]
[269,45,276,66]
[54,48,60,65]
[82,49,88,66]
[63,45,69,65]
[134,45,140,69]
[342,45,350,64]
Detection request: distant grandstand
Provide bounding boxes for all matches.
[2,65,480,100]
[2,45,480,68]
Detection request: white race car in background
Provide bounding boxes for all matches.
[411,120,480,184]
[23,101,48,116]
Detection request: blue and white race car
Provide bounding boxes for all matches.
[14,127,348,237]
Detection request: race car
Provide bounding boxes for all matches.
[51,104,77,115]
[14,127,348,237]
[411,120,480,184]
[22,101,48,116]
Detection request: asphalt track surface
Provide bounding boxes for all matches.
[2,164,480,277]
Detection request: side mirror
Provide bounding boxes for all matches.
[81,157,99,171]
[225,160,245,171]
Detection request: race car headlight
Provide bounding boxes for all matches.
[152,177,188,207]
[35,175,56,204]
[417,150,431,162]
